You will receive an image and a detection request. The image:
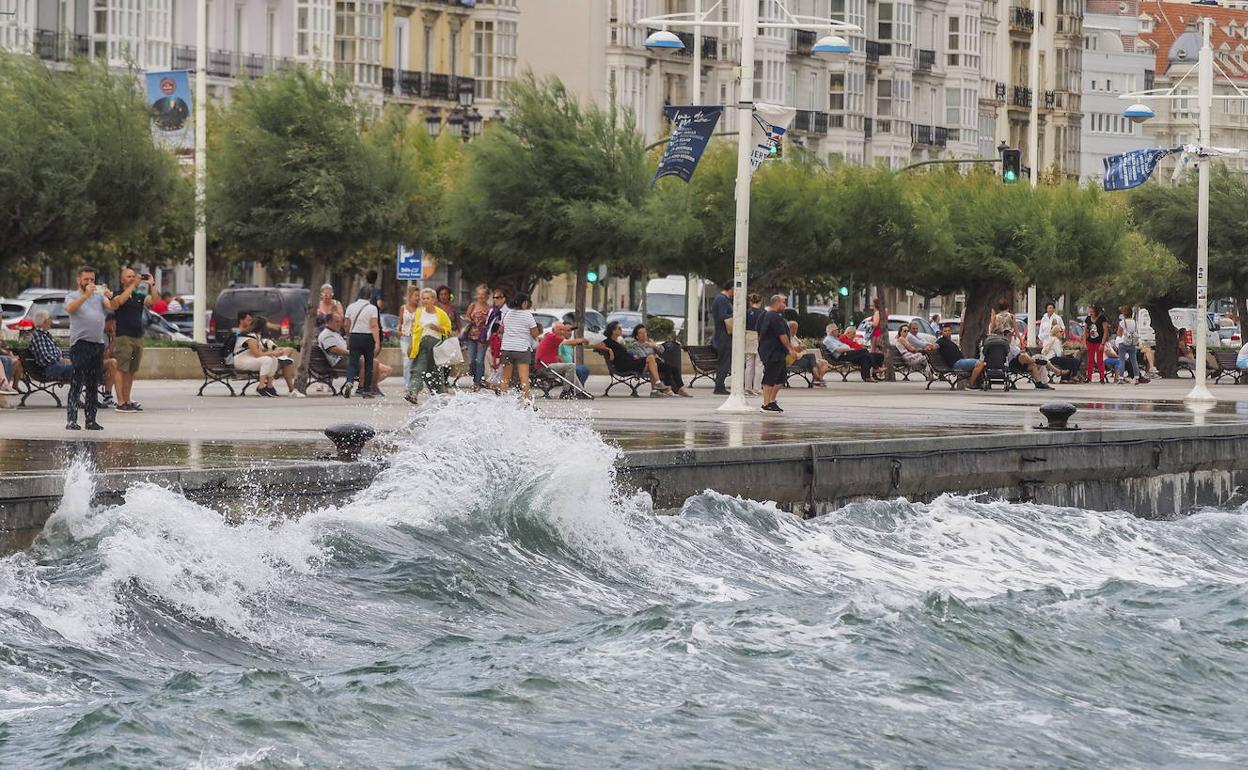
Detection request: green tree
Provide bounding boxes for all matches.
[0,54,182,280]
[208,67,414,388]
[440,75,648,332]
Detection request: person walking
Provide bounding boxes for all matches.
[710,280,734,395]
[1038,302,1065,360]
[462,285,491,391]
[1084,305,1110,383]
[436,286,461,336]
[63,266,110,431]
[342,287,381,399]
[405,288,452,405]
[1117,304,1150,385]
[397,287,419,389]
[758,294,801,413]
[111,267,155,413]
[496,292,541,402]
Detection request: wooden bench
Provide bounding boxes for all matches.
[818,348,868,382]
[16,346,71,407]
[685,345,720,388]
[783,355,816,388]
[884,348,930,382]
[596,349,650,397]
[1210,349,1244,384]
[925,350,969,390]
[308,345,348,395]
[193,342,260,396]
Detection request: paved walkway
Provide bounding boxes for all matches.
[2,376,1247,459]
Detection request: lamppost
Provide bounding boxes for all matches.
[193,0,207,343]
[1119,17,1240,404]
[425,80,483,141]
[639,1,857,413]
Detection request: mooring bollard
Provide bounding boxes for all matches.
[1038,402,1078,431]
[324,423,377,461]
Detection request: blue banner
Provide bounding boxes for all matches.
[397,244,423,281]
[145,70,193,151]
[1103,147,1177,191]
[654,105,723,184]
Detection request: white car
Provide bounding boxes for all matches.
[532,307,608,345]
[855,314,939,347]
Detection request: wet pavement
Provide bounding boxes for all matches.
[3,378,1248,470]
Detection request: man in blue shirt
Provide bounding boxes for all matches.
[710,280,734,394]
[757,294,801,413]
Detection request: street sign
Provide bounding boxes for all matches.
[397,244,422,280]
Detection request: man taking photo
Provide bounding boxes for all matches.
[63,266,112,430]
[111,267,155,413]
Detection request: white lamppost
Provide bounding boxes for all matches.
[640,1,857,413]
[193,0,208,343]
[1119,17,1245,404]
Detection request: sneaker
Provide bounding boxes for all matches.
[114,403,137,413]
[342,384,353,400]
[130,401,143,411]
[359,392,375,399]
[404,393,419,405]
[289,390,307,398]
[1137,377,1151,385]
[761,402,784,413]
[650,389,670,398]
[713,388,730,395]
[85,421,103,431]
[66,421,81,431]
[100,395,116,408]
[1035,382,1052,390]
[0,385,18,396]
[676,388,693,398]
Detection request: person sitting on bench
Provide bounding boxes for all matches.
[595,321,672,397]
[535,322,592,398]
[629,324,691,397]
[823,322,882,382]
[1002,324,1053,389]
[318,314,391,393]
[935,323,985,388]
[785,321,830,385]
[30,310,73,380]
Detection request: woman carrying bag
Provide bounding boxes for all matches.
[405,288,452,405]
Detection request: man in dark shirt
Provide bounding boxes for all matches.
[936,323,984,388]
[757,294,800,413]
[111,267,155,413]
[710,280,734,394]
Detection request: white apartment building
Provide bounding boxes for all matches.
[1078,0,1154,181]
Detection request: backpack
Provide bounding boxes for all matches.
[1122,318,1140,348]
[219,331,237,364]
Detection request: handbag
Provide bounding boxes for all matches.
[433,336,464,367]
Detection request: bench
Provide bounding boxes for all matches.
[193,343,260,396]
[1210,349,1244,384]
[925,350,969,390]
[308,345,348,395]
[783,355,816,388]
[596,349,650,397]
[884,348,930,382]
[818,348,876,382]
[16,346,71,407]
[685,345,720,388]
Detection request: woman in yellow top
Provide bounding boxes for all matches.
[405,287,453,405]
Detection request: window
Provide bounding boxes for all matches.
[877,79,892,117]
[879,3,893,40]
[830,73,845,111]
[947,16,958,66]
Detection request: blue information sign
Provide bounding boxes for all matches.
[397,244,423,280]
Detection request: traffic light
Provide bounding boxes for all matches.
[768,132,783,158]
[586,269,599,283]
[1000,147,1022,183]
[838,285,850,297]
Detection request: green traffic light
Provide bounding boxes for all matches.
[768,144,778,156]
[586,271,599,283]
[1004,170,1017,182]
[838,286,849,297]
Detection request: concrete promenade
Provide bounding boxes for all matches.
[2,376,1248,452]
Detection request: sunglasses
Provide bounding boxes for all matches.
[493,295,504,299]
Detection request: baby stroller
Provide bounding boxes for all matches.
[981,335,1012,391]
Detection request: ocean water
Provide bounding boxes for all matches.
[2,396,1248,768]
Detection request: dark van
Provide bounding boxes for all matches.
[209,286,310,340]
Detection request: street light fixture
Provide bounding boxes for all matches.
[425,113,442,138]
[812,34,852,56]
[1117,17,1246,404]
[638,0,859,413]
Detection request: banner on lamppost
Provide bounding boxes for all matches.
[397,244,423,281]
[749,102,796,173]
[145,70,193,151]
[653,105,723,184]
[1102,147,1179,191]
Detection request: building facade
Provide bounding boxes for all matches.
[1137,0,1248,175]
[1079,0,1154,181]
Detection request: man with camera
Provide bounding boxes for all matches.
[110,267,156,413]
[63,266,112,430]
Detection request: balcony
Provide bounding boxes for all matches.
[995,82,1007,102]
[793,109,829,135]
[1011,86,1032,108]
[171,47,297,78]
[1055,13,1083,37]
[1044,90,1055,110]
[916,49,936,72]
[912,124,949,148]
[388,70,476,101]
[1009,6,1035,33]
[866,40,886,65]
[789,29,817,55]
[33,30,89,62]
[394,0,475,10]
[1051,89,1081,113]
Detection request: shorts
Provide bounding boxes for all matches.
[0,355,12,380]
[954,358,979,372]
[501,349,532,366]
[761,358,787,386]
[113,335,144,374]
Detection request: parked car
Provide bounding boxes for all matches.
[15,288,68,300]
[1,294,66,340]
[380,313,399,341]
[606,310,643,338]
[533,307,608,345]
[208,286,310,341]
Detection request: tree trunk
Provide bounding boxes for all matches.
[294,259,328,392]
[1236,295,1247,332]
[574,258,588,366]
[1148,300,1179,379]
[960,280,1011,358]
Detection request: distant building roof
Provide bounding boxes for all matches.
[1139,0,1248,79]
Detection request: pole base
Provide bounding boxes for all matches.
[1185,382,1217,404]
[716,392,753,414]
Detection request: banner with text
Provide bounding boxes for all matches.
[749,103,796,174]
[1102,147,1178,192]
[653,105,723,184]
[145,70,193,151]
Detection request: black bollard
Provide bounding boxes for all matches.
[1038,402,1078,431]
[324,422,377,461]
